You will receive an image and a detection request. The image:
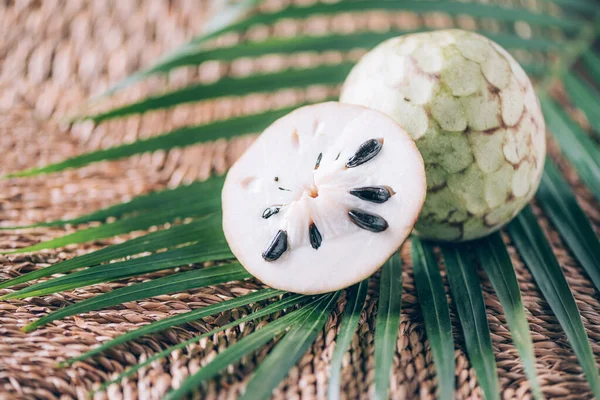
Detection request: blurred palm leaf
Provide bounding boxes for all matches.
[373,255,403,400]
[411,238,454,400]
[441,245,499,400]
[2,0,600,399]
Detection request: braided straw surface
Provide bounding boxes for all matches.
[0,1,598,399]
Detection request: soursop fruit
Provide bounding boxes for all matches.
[340,29,546,241]
[222,102,426,294]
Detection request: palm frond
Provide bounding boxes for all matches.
[0,216,219,290]
[1,201,221,255]
[0,177,225,229]
[240,291,340,400]
[474,234,542,400]
[411,238,454,400]
[581,50,600,83]
[98,0,586,98]
[162,294,332,400]
[374,254,403,400]
[2,240,232,300]
[4,108,300,178]
[441,244,499,400]
[328,280,368,400]
[91,293,310,394]
[537,159,600,291]
[62,288,287,366]
[99,0,262,97]
[22,262,251,332]
[86,64,353,123]
[563,72,600,137]
[541,96,600,200]
[508,206,600,398]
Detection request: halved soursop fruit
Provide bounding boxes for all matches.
[340,29,546,242]
[222,102,426,294]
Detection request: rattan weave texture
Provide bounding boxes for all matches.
[0,1,599,399]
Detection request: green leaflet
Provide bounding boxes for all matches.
[411,238,454,400]
[4,108,300,179]
[62,288,286,366]
[0,217,220,290]
[162,295,331,400]
[98,0,261,98]
[86,64,354,123]
[441,244,499,400]
[541,97,600,200]
[474,233,543,400]
[508,206,600,398]
[97,0,578,98]
[537,159,600,291]
[114,31,558,72]
[240,291,340,400]
[22,262,251,332]
[0,198,221,254]
[2,240,232,300]
[190,0,585,36]
[327,280,368,400]
[91,293,310,394]
[582,50,600,84]
[563,72,600,137]
[374,254,403,400]
[0,177,225,229]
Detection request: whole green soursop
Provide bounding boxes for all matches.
[340,29,546,241]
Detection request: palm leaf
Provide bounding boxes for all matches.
[4,108,300,179]
[563,72,600,136]
[22,262,251,332]
[541,96,600,200]
[98,0,581,98]
[0,217,219,290]
[474,233,543,400]
[441,244,499,400]
[99,0,262,97]
[411,238,454,400]
[537,159,600,291]
[581,50,600,84]
[374,254,403,400]
[240,291,340,400]
[507,206,600,398]
[327,280,368,400]
[62,288,287,366]
[0,177,225,229]
[92,293,310,393]
[86,64,353,123]
[162,294,331,400]
[2,240,232,300]
[0,201,221,254]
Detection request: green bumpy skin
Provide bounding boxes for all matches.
[340,29,546,241]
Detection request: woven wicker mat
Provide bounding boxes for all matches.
[1,1,599,399]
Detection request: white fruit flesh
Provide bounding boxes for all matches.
[340,29,546,241]
[222,102,426,294]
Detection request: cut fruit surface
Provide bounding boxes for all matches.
[222,102,426,294]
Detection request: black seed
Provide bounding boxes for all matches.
[309,222,322,250]
[314,152,323,170]
[335,152,341,161]
[348,209,388,232]
[262,230,288,262]
[346,138,384,168]
[274,176,279,182]
[278,187,291,192]
[262,206,281,219]
[349,186,393,203]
